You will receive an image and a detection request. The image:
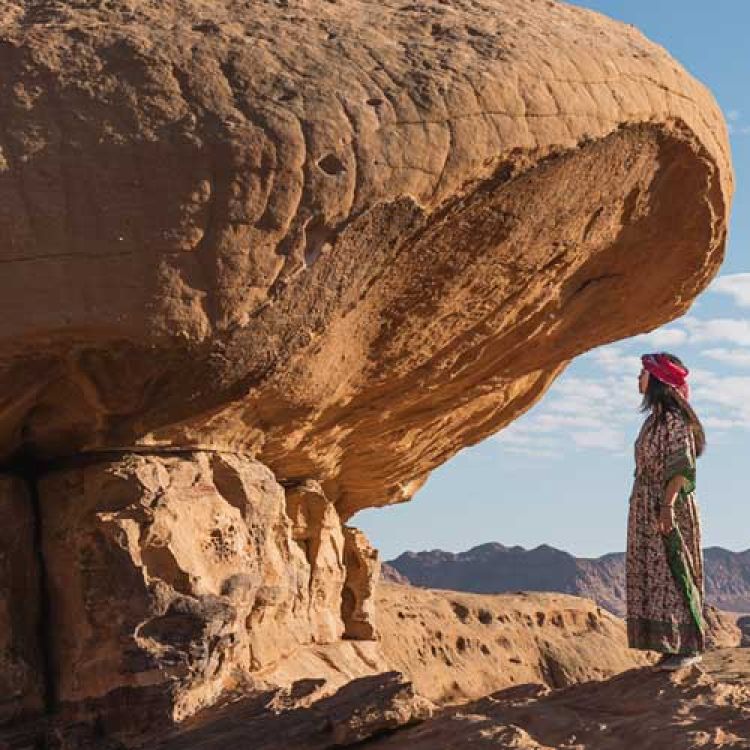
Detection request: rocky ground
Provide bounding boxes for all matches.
[3,584,747,749]
[147,620,750,750]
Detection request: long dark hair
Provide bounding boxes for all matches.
[641,352,706,457]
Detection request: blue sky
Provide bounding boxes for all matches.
[354,1,750,561]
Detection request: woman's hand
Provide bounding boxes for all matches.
[658,504,675,535]
[659,474,685,535]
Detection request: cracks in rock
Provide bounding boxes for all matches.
[14,458,57,718]
[571,272,621,298]
[1,446,253,477]
[429,89,453,203]
[0,248,136,265]
[301,214,336,269]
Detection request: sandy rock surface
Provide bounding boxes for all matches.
[369,664,750,749]
[0,0,732,518]
[375,583,652,703]
[31,453,377,729]
[46,654,750,750]
[705,605,742,649]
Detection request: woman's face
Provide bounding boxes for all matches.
[638,367,649,395]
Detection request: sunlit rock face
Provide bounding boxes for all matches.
[0,0,734,741]
[35,453,377,724]
[0,0,732,516]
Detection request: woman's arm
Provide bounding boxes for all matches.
[658,474,686,535]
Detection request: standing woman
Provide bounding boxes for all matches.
[627,352,706,670]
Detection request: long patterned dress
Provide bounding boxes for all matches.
[626,407,705,654]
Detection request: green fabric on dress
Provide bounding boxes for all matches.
[663,525,704,638]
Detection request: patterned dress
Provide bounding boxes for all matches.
[626,407,705,654]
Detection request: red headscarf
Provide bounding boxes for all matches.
[641,353,690,400]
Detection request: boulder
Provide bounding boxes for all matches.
[704,605,742,650]
[342,526,380,640]
[37,453,376,728]
[0,0,733,519]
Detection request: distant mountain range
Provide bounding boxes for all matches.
[384,543,750,616]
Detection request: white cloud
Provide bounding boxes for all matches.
[682,317,750,347]
[703,415,745,431]
[702,348,750,368]
[571,427,626,451]
[686,366,717,386]
[634,327,689,348]
[725,113,750,136]
[691,375,750,423]
[590,346,642,375]
[493,423,561,458]
[708,273,750,308]
[494,373,642,456]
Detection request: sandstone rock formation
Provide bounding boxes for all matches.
[0,0,735,742]
[0,583,656,748]
[341,527,380,640]
[380,563,411,586]
[375,583,652,703]
[48,652,750,750]
[148,673,434,750]
[256,583,652,706]
[0,0,732,518]
[704,605,742,650]
[34,452,378,729]
[367,665,750,750]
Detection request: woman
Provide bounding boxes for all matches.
[627,352,706,670]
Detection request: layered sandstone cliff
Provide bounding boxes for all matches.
[0,0,734,743]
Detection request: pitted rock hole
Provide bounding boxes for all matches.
[317,153,346,175]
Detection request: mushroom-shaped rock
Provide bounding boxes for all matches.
[0,0,732,518]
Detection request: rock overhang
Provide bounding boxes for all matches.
[0,0,733,516]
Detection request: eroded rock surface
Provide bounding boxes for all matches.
[375,583,652,703]
[368,666,750,749]
[704,605,742,649]
[0,0,733,518]
[342,527,380,640]
[58,657,750,750]
[36,453,377,728]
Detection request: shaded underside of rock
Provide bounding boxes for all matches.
[0,476,44,724]
[0,0,733,517]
